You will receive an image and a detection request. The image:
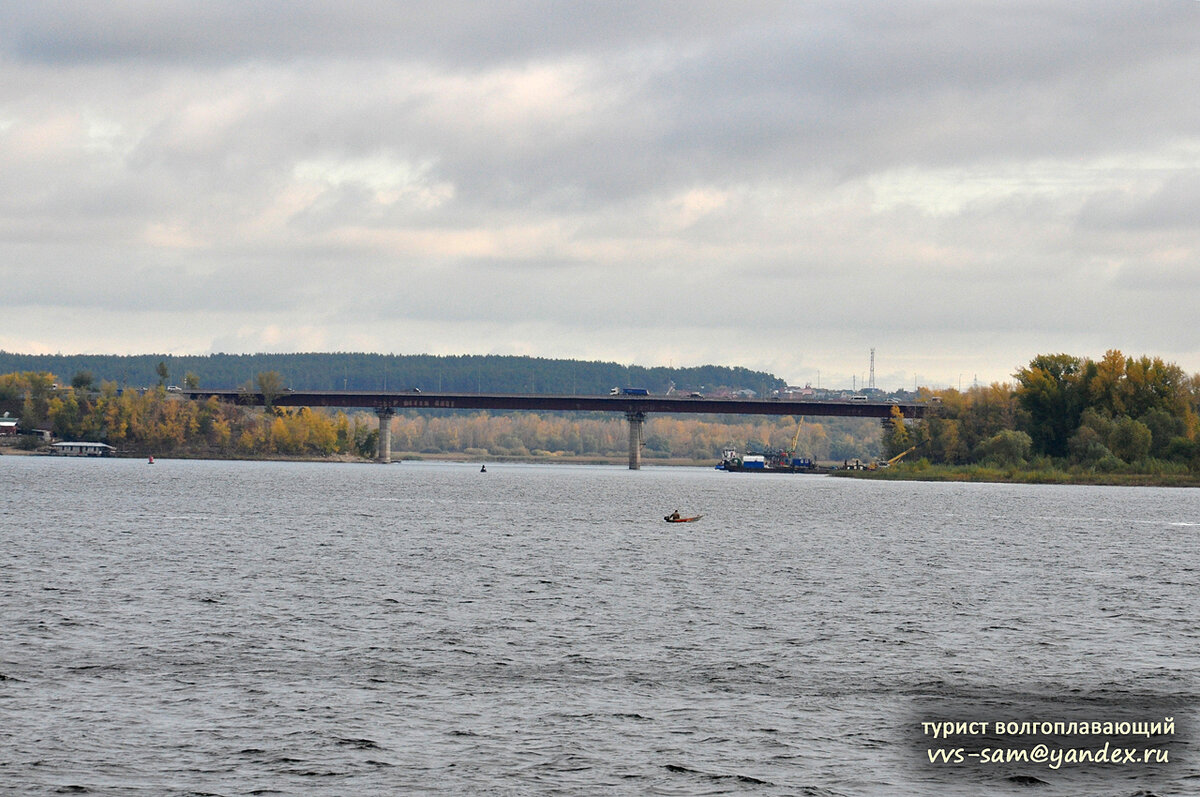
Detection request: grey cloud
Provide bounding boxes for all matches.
[1,2,1199,384]
[1,2,783,67]
[1078,174,1200,232]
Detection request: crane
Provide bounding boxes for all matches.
[788,417,804,455]
[871,439,926,469]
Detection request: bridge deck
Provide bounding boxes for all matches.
[184,389,928,419]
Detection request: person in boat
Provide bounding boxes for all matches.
[669,509,681,520]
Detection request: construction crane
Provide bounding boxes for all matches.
[871,440,926,469]
[788,417,804,455]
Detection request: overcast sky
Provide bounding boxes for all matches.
[2,1,1198,390]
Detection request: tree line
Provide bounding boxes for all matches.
[0,369,882,461]
[0,351,784,397]
[0,372,378,458]
[884,351,1200,474]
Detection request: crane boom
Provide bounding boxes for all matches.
[872,439,927,469]
[789,418,804,454]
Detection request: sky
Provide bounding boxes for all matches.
[2,1,1199,391]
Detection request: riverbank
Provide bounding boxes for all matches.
[9,443,1200,486]
[833,463,1200,488]
[1,445,715,468]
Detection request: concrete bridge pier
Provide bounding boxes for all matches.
[626,411,645,470]
[376,407,395,463]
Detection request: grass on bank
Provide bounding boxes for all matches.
[833,457,1200,487]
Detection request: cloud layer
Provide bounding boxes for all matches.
[2,1,1198,388]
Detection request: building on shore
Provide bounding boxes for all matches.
[51,442,115,457]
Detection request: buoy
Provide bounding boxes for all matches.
[480,465,487,472]
[148,455,155,464]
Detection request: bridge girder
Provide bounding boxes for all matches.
[183,390,929,466]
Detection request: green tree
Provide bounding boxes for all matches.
[71,370,95,391]
[256,371,286,408]
[1140,407,1185,459]
[355,428,379,458]
[1108,416,1152,464]
[1015,353,1085,457]
[20,371,58,430]
[1068,410,1122,468]
[956,383,1020,454]
[156,360,170,386]
[918,415,964,464]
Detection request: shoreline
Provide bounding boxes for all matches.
[832,465,1200,488]
[8,443,1200,486]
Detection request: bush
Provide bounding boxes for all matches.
[355,430,378,458]
[974,430,1032,467]
[1108,416,1152,463]
[1087,450,1127,473]
[1165,437,1200,468]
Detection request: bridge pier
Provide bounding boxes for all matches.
[376,407,395,463]
[626,411,645,470]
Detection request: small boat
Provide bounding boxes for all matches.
[664,514,702,523]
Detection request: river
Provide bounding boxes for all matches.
[2,456,1197,795]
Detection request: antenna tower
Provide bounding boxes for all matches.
[869,348,876,390]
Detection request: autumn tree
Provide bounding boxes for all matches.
[881,405,913,458]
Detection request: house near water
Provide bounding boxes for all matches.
[51,442,115,457]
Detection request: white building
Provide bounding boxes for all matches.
[51,442,115,457]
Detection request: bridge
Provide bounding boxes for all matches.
[184,389,929,468]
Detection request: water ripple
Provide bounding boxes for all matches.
[2,457,1197,795]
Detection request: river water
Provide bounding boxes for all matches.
[2,456,1197,796]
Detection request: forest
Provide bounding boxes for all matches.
[0,351,783,397]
